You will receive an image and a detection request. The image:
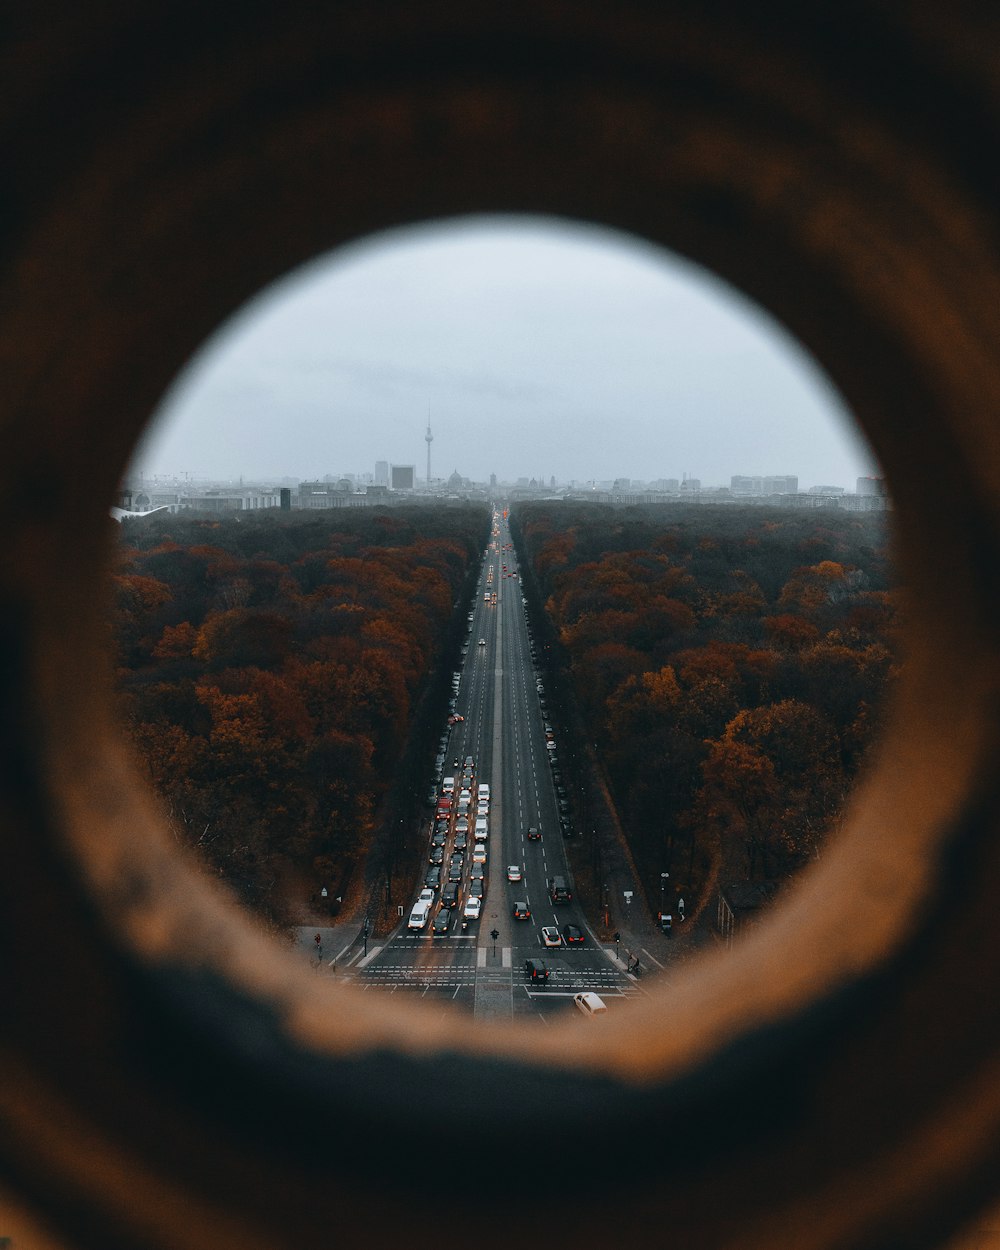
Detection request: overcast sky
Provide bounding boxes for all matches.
[130,215,878,490]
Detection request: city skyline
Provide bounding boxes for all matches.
[129,215,880,490]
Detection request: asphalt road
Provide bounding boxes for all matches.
[353,509,640,1019]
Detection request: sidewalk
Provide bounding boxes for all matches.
[293,917,385,973]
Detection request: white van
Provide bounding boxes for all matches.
[474,817,488,840]
[408,901,431,931]
[477,783,490,800]
[573,992,607,1017]
[442,776,455,795]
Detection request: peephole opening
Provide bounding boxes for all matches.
[114,215,895,1022]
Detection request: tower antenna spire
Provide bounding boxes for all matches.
[425,417,434,487]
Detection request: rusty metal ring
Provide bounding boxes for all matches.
[2,5,999,1248]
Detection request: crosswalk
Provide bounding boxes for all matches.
[354,956,638,1001]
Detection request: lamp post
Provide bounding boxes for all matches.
[660,871,669,919]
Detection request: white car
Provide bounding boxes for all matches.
[417,888,435,906]
[506,864,522,882]
[476,801,489,818]
[478,638,486,646]
[472,844,487,864]
[541,926,562,948]
[574,992,608,1017]
[463,896,482,920]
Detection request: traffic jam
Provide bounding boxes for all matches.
[404,516,610,1016]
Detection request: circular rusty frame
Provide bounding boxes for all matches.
[2,4,1000,1248]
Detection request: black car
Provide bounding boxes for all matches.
[432,829,447,847]
[464,755,475,768]
[429,846,444,865]
[560,816,573,837]
[432,909,452,935]
[424,866,441,890]
[441,882,460,908]
[525,958,549,982]
[549,875,572,903]
[526,826,541,842]
[448,862,463,882]
[513,901,531,920]
[454,831,468,850]
[561,923,584,946]
[469,879,484,898]
[450,850,464,865]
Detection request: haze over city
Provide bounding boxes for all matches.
[130,215,879,492]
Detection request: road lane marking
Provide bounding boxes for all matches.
[641,947,666,970]
[477,946,487,967]
[355,946,383,968]
[502,946,511,967]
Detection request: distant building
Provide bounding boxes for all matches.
[180,488,279,512]
[390,464,415,490]
[731,474,798,495]
[374,460,389,486]
[808,484,845,495]
[857,475,887,495]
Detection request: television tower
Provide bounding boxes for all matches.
[425,422,433,487]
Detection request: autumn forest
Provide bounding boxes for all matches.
[114,500,898,933]
[511,502,899,912]
[113,506,490,928]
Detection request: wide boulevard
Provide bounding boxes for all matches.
[354,509,639,1020]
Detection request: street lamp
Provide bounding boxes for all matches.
[660,871,669,915]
